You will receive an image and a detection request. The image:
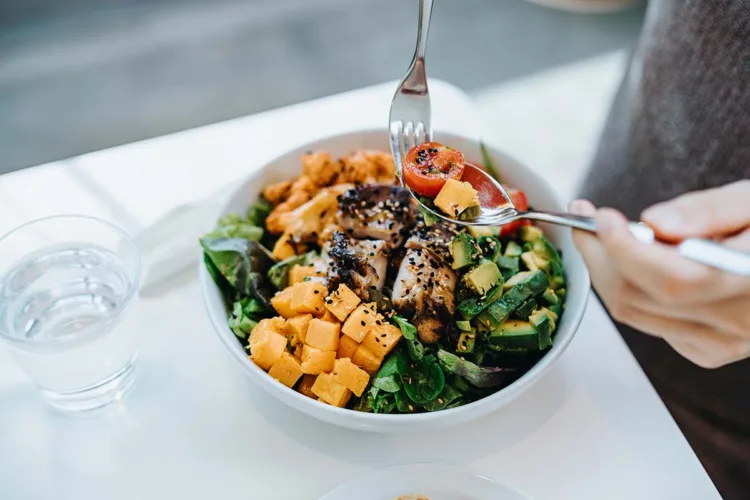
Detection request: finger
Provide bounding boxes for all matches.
[721,227,750,252]
[614,305,750,368]
[568,199,601,265]
[663,332,750,369]
[594,208,745,304]
[641,180,750,241]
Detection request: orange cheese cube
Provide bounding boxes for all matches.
[297,374,317,398]
[341,303,381,343]
[249,330,287,371]
[332,358,370,397]
[290,282,328,316]
[362,323,403,359]
[324,284,362,321]
[305,319,340,351]
[300,345,336,374]
[337,335,359,360]
[284,314,313,347]
[351,345,382,375]
[268,352,304,388]
[289,265,321,285]
[312,373,352,408]
[270,288,296,318]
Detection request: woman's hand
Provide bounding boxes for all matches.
[569,180,750,369]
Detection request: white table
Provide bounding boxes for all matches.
[0,78,719,500]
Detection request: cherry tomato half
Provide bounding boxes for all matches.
[499,186,531,236]
[403,142,465,197]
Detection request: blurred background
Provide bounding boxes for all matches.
[0,0,645,175]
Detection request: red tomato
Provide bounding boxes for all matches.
[499,186,530,236]
[403,142,465,197]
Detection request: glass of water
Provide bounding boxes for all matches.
[0,215,141,412]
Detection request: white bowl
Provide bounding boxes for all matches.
[199,128,590,433]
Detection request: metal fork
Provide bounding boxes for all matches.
[389,0,434,180]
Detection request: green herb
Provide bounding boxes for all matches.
[480,141,501,182]
[391,315,425,362]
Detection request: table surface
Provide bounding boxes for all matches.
[0,77,719,500]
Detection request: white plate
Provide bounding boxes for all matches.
[524,0,641,13]
[319,464,532,500]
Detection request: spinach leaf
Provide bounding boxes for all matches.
[246,199,274,227]
[267,251,316,290]
[394,389,415,413]
[200,237,275,308]
[403,355,445,405]
[391,315,425,362]
[372,375,401,393]
[423,384,464,412]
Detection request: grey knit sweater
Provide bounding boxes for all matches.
[579,1,750,498]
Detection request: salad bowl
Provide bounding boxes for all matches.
[199,128,589,433]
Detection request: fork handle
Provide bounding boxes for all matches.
[414,0,434,60]
[519,210,750,276]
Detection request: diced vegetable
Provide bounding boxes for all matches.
[477,235,502,262]
[456,285,503,320]
[268,352,304,388]
[450,232,480,270]
[456,320,472,332]
[464,259,502,295]
[504,241,523,257]
[434,179,480,219]
[519,225,543,242]
[513,298,537,321]
[487,320,538,350]
[457,331,477,354]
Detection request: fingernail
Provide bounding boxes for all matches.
[568,199,591,215]
[642,205,684,233]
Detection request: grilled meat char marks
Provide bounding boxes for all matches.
[392,247,457,344]
[405,219,461,266]
[327,231,388,301]
[337,185,416,248]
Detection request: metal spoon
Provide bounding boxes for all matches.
[411,163,750,276]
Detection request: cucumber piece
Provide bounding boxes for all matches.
[450,233,480,270]
[456,320,472,332]
[457,331,477,354]
[528,310,553,350]
[457,285,503,320]
[503,271,533,290]
[549,301,563,318]
[514,298,537,320]
[465,259,502,295]
[479,271,549,328]
[504,240,523,257]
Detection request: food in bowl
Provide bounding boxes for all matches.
[200,145,567,414]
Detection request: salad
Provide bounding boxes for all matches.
[201,146,566,413]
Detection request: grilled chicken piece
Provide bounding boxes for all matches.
[327,232,388,300]
[337,185,416,247]
[391,247,457,343]
[405,220,461,266]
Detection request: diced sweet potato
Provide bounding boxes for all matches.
[362,323,403,359]
[297,374,317,398]
[272,232,299,261]
[337,335,359,360]
[270,288,296,318]
[268,352,304,388]
[290,281,328,316]
[324,284,362,321]
[305,319,340,351]
[332,358,370,397]
[351,345,382,375]
[300,345,336,375]
[249,316,285,344]
[284,314,313,347]
[250,330,287,371]
[312,373,352,408]
[318,308,339,322]
[341,303,381,343]
[289,265,321,285]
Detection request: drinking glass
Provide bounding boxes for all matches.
[0,215,141,412]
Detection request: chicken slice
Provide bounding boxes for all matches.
[337,185,416,248]
[327,231,388,301]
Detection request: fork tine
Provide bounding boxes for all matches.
[403,121,415,152]
[389,120,405,175]
[415,122,425,146]
[425,125,433,143]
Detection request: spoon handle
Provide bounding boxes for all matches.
[521,210,750,276]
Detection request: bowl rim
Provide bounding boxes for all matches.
[199,127,590,424]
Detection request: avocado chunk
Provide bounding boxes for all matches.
[450,233,480,270]
[528,310,553,350]
[514,298,538,320]
[469,226,498,238]
[504,240,523,257]
[465,259,502,295]
[495,254,520,281]
[533,236,562,262]
[519,225,544,242]
[487,320,539,350]
[434,179,480,219]
[547,259,566,290]
[541,288,559,306]
[521,251,549,272]
[456,320,472,332]
[457,285,503,320]
[503,271,533,290]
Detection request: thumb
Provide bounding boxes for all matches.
[641,180,750,241]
